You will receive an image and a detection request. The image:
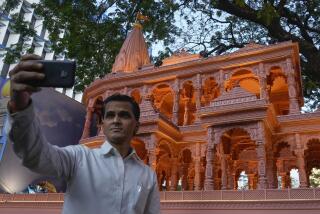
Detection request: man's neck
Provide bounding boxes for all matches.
[109,141,131,158]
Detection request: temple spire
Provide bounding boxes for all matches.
[112,15,150,73]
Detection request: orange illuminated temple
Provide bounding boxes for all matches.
[2,24,320,213]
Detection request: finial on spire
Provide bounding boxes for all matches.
[133,12,149,29]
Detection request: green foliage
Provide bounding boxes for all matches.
[4,0,320,107]
[309,168,320,188]
[3,5,36,65]
[32,0,181,91]
[257,2,279,26]
[1,0,21,12]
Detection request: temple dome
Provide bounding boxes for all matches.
[112,24,150,73]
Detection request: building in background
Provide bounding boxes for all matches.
[0,0,82,102]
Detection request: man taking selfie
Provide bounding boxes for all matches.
[7,54,160,214]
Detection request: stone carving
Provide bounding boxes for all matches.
[80,34,318,193]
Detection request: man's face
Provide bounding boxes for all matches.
[103,101,139,145]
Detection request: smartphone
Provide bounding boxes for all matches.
[29,60,76,88]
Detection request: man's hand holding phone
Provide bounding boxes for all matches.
[9,54,45,113]
[8,54,76,113]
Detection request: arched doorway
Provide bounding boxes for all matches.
[237,171,249,190]
[179,148,193,190]
[152,84,174,120]
[268,66,289,115]
[179,81,196,125]
[225,69,260,97]
[201,77,220,106]
[305,139,320,187]
[274,142,296,189]
[156,140,172,191]
[215,128,258,190]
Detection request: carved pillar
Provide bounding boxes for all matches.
[195,74,202,122]
[259,63,269,101]
[165,175,170,190]
[194,143,201,190]
[219,69,225,94]
[81,106,94,139]
[170,158,179,191]
[188,175,194,190]
[183,98,190,126]
[226,155,233,189]
[248,174,255,190]
[204,127,214,190]
[295,133,308,188]
[257,142,267,189]
[233,172,237,190]
[147,134,157,171]
[221,154,227,190]
[181,163,189,190]
[286,58,300,114]
[172,79,180,125]
[266,146,276,188]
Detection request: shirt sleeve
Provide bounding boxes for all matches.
[144,171,161,214]
[6,101,80,181]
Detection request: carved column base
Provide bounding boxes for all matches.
[299,182,308,188]
[204,179,214,190]
[258,177,267,189]
[289,98,300,114]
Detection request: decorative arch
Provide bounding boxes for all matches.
[156,139,174,191]
[179,81,196,125]
[213,127,259,190]
[179,148,193,164]
[225,68,260,96]
[201,76,220,106]
[151,84,174,119]
[268,66,289,115]
[215,124,258,144]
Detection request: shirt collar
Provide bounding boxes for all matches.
[99,141,114,155]
[99,141,141,161]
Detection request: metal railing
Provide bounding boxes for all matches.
[1,189,320,203]
[160,189,320,201]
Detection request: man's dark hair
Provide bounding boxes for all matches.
[103,93,140,121]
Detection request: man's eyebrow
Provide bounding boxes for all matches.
[105,110,131,114]
[105,111,115,114]
[119,110,132,115]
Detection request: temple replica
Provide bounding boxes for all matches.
[81,23,316,191]
[1,23,320,213]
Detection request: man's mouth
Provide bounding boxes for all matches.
[110,127,122,131]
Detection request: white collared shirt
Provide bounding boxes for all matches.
[8,103,160,214]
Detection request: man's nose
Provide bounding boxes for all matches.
[113,114,120,122]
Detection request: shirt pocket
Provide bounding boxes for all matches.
[133,183,149,212]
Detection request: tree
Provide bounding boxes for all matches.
[0,0,36,67]
[3,0,320,106]
[2,0,181,91]
[178,0,320,109]
[32,0,182,91]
